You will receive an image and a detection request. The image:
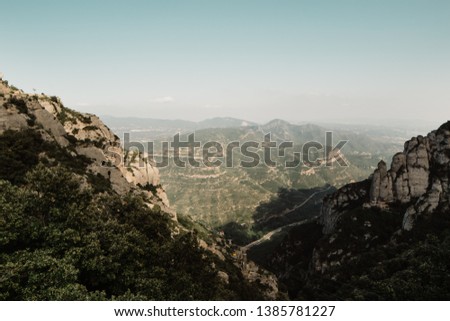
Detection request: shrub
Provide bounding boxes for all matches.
[7,97,28,114]
[83,125,99,131]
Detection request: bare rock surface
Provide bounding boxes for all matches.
[321,121,450,233]
[0,79,174,218]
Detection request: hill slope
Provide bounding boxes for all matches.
[0,78,278,300]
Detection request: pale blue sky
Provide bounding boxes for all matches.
[1,0,449,126]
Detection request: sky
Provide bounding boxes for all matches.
[1,0,449,127]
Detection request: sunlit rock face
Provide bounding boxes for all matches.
[0,79,174,218]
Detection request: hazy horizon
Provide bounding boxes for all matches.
[1,0,449,126]
[100,113,444,129]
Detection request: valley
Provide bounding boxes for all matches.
[2,77,450,300]
[104,117,408,229]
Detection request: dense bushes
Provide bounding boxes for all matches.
[0,130,42,184]
[0,129,91,184]
[221,222,259,246]
[0,165,258,300]
[280,207,450,300]
[0,129,264,300]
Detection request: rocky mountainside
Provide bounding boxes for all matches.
[260,122,450,300]
[0,78,171,215]
[321,121,450,233]
[0,77,279,300]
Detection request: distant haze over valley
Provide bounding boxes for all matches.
[102,115,415,227]
[102,115,440,142]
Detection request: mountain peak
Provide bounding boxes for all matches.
[264,119,291,127]
[321,121,450,233]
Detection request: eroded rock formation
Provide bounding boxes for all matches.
[322,121,450,232]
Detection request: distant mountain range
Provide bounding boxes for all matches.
[103,115,423,144]
[103,116,407,227]
[101,116,258,140]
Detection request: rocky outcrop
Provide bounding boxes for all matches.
[321,180,370,234]
[369,135,431,206]
[0,78,174,218]
[321,121,450,233]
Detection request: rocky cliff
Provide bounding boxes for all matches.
[0,78,173,217]
[321,121,450,233]
[264,122,450,300]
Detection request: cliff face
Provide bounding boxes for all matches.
[321,121,450,233]
[0,78,173,217]
[265,122,450,300]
